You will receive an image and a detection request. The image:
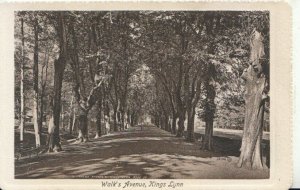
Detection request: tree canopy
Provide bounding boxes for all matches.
[15,11,269,169]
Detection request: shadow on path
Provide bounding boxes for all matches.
[15,125,269,179]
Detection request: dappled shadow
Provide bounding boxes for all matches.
[15,152,268,179]
[16,153,213,179]
[15,125,269,179]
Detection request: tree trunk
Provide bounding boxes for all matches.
[201,90,216,150]
[159,116,163,129]
[130,112,135,127]
[171,114,178,134]
[68,114,73,134]
[202,118,213,150]
[69,15,107,143]
[48,13,67,152]
[120,110,125,131]
[186,106,195,142]
[156,115,160,128]
[125,111,129,129]
[33,17,40,147]
[48,57,65,152]
[39,93,44,133]
[164,115,169,131]
[105,116,110,135]
[39,46,49,135]
[68,96,74,134]
[61,104,64,130]
[237,66,266,169]
[117,109,121,131]
[113,108,118,132]
[104,101,110,134]
[237,30,267,169]
[168,116,172,132]
[176,111,185,137]
[127,111,130,127]
[19,18,25,142]
[95,99,102,138]
[201,63,216,150]
[77,107,89,142]
[71,107,76,134]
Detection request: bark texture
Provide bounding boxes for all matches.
[33,16,41,147]
[19,18,25,142]
[176,111,185,137]
[69,17,108,141]
[201,63,216,150]
[171,116,177,134]
[186,107,195,142]
[201,83,216,150]
[39,46,49,134]
[95,95,103,138]
[68,96,74,134]
[237,29,268,169]
[186,69,202,142]
[77,107,88,142]
[48,13,67,152]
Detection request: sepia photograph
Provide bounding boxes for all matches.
[13,10,271,180]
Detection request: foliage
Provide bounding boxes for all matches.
[14,11,270,139]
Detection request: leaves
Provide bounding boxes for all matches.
[14,11,269,131]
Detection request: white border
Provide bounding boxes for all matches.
[0,1,294,189]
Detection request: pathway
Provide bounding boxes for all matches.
[15,125,269,179]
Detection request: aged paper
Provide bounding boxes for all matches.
[0,1,292,190]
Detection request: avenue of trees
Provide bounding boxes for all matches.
[15,11,269,169]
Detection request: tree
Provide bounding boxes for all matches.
[39,42,49,134]
[87,13,104,138]
[68,13,110,142]
[173,15,189,138]
[95,94,103,138]
[13,11,270,160]
[68,95,75,134]
[184,56,203,142]
[103,12,141,131]
[142,12,190,137]
[237,29,269,169]
[19,16,25,142]
[32,14,41,147]
[48,12,68,152]
[127,64,155,126]
[201,62,217,150]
